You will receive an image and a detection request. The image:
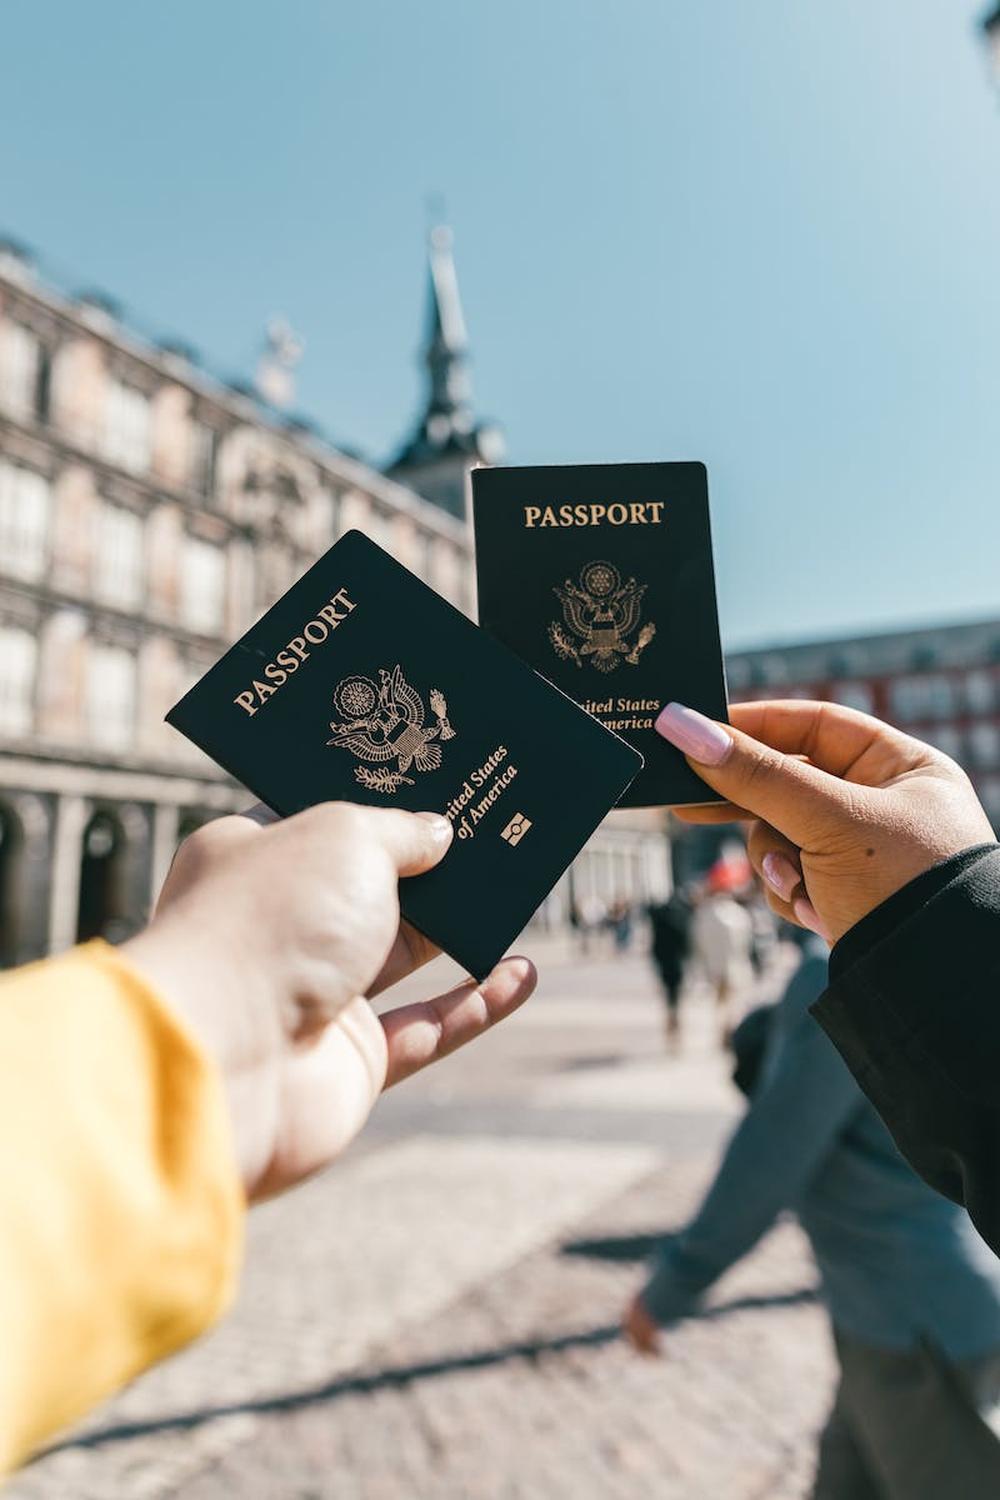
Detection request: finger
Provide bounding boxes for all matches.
[654,702,865,849]
[671,802,750,825]
[367,920,440,998]
[745,819,834,939]
[761,886,799,928]
[157,811,262,907]
[728,700,934,784]
[361,807,454,876]
[746,820,803,903]
[380,956,536,1088]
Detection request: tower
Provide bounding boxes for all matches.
[387,225,504,519]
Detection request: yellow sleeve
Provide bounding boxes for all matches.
[0,940,245,1472]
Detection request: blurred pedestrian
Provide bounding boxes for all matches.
[745,889,779,976]
[574,893,607,956]
[691,871,754,1043]
[609,897,633,952]
[623,936,1000,1499]
[648,886,693,1043]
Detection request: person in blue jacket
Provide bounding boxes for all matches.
[623,936,1000,1499]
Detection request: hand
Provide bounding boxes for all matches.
[123,803,536,1199]
[656,700,995,943]
[622,1293,662,1356]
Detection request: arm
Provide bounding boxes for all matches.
[0,943,243,1473]
[1,804,536,1472]
[812,843,1000,1255]
[641,956,857,1324]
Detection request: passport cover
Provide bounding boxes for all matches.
[472,462,728,807]
[166,530,642,979]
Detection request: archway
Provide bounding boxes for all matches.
[0,802,24,967]
[76,809,127,943]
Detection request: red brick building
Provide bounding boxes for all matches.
[727,616,1000,825]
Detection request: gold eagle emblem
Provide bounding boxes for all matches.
[548,561,656,674]
[327,665,456,794]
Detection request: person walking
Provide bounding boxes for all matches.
[648,886,694,1043]
[624,936,1000,1498]
[652,697,1000,1254]
[691,878,754,1044]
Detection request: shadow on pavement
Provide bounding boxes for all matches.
[560,1230,667,1261]
[36,1285,818,1459]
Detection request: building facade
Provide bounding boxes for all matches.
[728,617,1000,825]
[0,233,669,967]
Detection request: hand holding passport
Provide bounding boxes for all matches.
[167,462,729,978]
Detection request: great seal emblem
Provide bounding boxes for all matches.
[548,560,656,674]
[326,664,456,794]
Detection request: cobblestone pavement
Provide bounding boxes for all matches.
[12,942,835,1500]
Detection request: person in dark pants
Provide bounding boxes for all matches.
[624,938,1000,1499]
[648,887,693,1041]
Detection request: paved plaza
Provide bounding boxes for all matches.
[12,940,835,1500]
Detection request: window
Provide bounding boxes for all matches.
[95,504,144,610]
[0,322,42,421]
[968,723,1000,770]
[978,775,1000,829]
[360,506,391,551]
[831,681,874,714]
[0,626,36,736]
[889,674,956,724]
[317,484,341,545]
[181,537,225,634]
[86,643,135,750]
[104,379,151,472]
[0,461,49,581]
[189,420,218,497]
[965,670,996,716]
[923,724,962,761]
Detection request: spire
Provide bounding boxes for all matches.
[387,223,505,518]
[423,224,473,432]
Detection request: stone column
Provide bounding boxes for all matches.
[47,793,87,954]
[150,802,180,908]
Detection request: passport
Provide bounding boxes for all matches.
[472,461,728,808]
[166,530,642,979]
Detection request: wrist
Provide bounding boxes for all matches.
[122,917,281,1197]
[123,911,279,1076]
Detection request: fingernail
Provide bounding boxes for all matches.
[762,852,800,902]
[654,702,733,766]
[793,897,830,942]
[417,812,453,841]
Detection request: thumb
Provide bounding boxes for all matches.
[655,702,855,848]
[364,807,454,877]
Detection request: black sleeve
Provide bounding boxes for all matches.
[811,842,1000,1255]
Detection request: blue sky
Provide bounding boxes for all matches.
[2,2,999,648]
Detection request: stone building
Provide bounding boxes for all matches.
[728,617,1000,826]
[0,230,669,967]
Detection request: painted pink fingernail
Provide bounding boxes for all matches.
[654,702,733,766]
[762,852,800,902]
[793,897,831,942]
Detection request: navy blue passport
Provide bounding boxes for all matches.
[472,462,729,808]
[166,531,641,979]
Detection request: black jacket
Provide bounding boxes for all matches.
[813,842,1000,1257]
